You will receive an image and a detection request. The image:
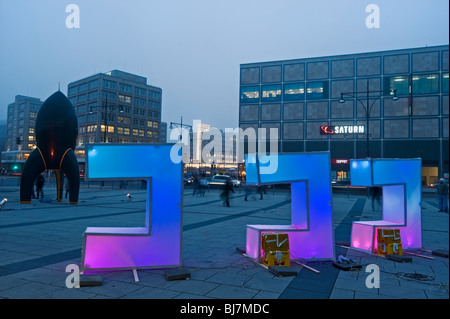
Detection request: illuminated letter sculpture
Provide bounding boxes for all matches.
[245,152,334,260]
[350,158,422,253]
[81,144,182,272]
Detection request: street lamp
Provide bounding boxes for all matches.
[89,98,123,143]
[339,79,398,157]
[169,116,193,140]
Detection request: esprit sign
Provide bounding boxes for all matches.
[320,125,365,135]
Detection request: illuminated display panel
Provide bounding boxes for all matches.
[350,158,422,253]
[81,144,182,271]
[245,152,334,260]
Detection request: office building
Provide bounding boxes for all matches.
[239,45,449,185]
[1,95,43,173]
[67,69,163,161]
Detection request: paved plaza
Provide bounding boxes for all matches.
[0,177,448,301]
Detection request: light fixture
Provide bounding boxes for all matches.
[127,193,133,200]
[339,93,345,104]
[0,198,7,209]
[392,90,399,101]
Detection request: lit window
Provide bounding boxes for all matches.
[124,128,130,135]
[283,83,305,101]
[240,86,259,103]
[443,73,449,93]
[262,85,282,102]
[306,81,328,100]
[412,74,439,94]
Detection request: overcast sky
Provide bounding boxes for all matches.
[0,0,448,130]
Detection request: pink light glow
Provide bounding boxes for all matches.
[245,153,334,260]
[81,144,182,272]
[350,158,422,253]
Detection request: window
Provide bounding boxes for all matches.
[139,129,145,137]
[88,91,98,101]
[124,128,130,135]
[385,74,440,96]
[119,84,132,93]
[147,120,153,128]
[89,80,99,89]
[77,105,87,113]
[283,83,305,101]
[78,94,87,103]
[240,86,259,103]
[102,91,116,101]
[69,97,77,105]
[443,73,449,93]
[262,85,282,102]
[68,86,77,96]
[117,116,131,124]
[306,81,328,100]
[79,83,88,93]
[87,125,97,132]
[103,79,116,89]
[412,74,439,94]
[132,129,138,136]
[118,94,131,103]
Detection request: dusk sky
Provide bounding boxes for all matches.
[0,0,448,131]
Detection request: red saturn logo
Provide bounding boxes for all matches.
[320,125,334,134]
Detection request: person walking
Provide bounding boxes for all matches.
[65,181,70,199]
[224,177,234,207]
[371,187,381,211]
[437,178,448,212]
[35,173,45,199]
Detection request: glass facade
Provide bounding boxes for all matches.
[239,45,449,181]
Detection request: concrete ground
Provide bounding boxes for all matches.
[0,177,448,304]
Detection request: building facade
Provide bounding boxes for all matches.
[1,95,42,173]
[67,70,163,161]
[239,45,449,186]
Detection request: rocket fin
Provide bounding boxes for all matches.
[60,148,80,204]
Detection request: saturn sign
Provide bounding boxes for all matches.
[320,125,365,135]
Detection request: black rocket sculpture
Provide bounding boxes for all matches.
[20,91,80,204]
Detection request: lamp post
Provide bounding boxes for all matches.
[89,98,123,143]
[170,116,193,170]
[169,116,192,136]
[339,79,398,158]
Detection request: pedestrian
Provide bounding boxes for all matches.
[371,186,381,211]
[257,185,264,200]
[65,181,70,199]
[224,177,234,207]
[36,173,45,199]
[192,174,199,196]
[437,178,448,212]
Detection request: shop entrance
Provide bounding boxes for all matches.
[422,166,438,187]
